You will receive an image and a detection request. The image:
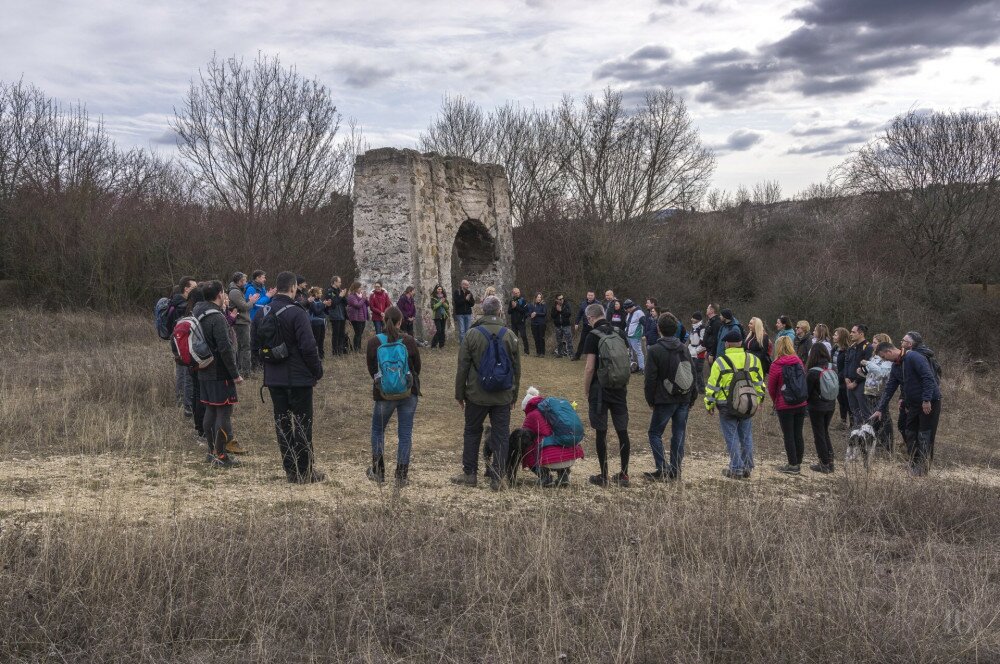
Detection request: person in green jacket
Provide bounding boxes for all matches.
[430,284,450,349]
[452,296,522,490]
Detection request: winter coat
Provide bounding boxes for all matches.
[455,315,521,406]
[520,396,585,469]
[688,322,707,359]
[714,318,744,358]
[625,310,646,340]
[645,336,699,406]
[192,301,239,382]
[795,335,814,363]
[431,295,450,319]
[806,365,837,412]
[643,315,660,346]
[227,282,252,327]
[308,300,327,324]
[899,349,941,404]
[745,333,772,376]
[453,288,475,316]
[324,286,347,321]
[863,355,893,397]
[607,306,626,332]
[397,294,417,321]
[528,303,548,326]
[703,315,722,358]
[550,302,573,328]
[576,300,597,326]
[767,354,807,411]
[251,294,324,388]
[347,292,369,322]
[508,297,528,325]
[245,281,271,321]
[369,289,392,322]
[844,341,873,385]
[366,332,422,400]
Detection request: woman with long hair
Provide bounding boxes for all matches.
[744,316,773,375]
[832,327,851,428]
[806,343,836,473]
[365,306,421,486]
[768,335,808,474]
[813,323,833,355]
[430,284,449,349]
[346,281,369,352]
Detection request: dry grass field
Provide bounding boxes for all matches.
[1,309,999,662]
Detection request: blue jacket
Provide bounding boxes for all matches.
[900,349,941,404]
[643,315,659,345]
[245,282,271,321]
[714,318,743,358]
[528,303,548,326]
[308,300,327,324]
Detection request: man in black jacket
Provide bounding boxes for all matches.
[572,291,598,361]
[453,280,475,344]
[643,313,698,480]
[550,293,574,357]
[169,276,198,417]
[324,275,348,356]
[508,287,530,355]
[252,271,325,483]
[703,304,722,363]
[844,323,873,425]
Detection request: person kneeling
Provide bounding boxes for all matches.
[517,387,585,487]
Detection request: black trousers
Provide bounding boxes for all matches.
[531,324,546,356]
[512,320,530,355]
[432,319,446,348]
[311,322,326,359]
[462,402,510,478]
[269,386,315,480]
[778,409,806,466]
[402,320,414,337]
[330,319,347,356]
[837,386,850,423]
[903,400,940,468]
[191,371,206,437]
[351,321,366,352]
[808,409,835,465]
[574,323,592,359]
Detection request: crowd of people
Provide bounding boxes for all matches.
[157,274,944,488]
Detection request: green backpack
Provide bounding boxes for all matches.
[593,328,631,389]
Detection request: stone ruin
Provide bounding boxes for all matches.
[352,148,514,339]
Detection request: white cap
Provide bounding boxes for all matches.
[521,386,540,411]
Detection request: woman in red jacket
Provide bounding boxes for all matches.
[768,335,808,474]
[519,387,584,487]
[369,282,392,335]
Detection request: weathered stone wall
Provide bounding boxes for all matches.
[353,148,514,338]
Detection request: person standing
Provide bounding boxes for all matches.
[703,304,722,363]
[551,294,573,358]
[624,299,646,372]
[713,309,743,360]
[871,341,941,475]
[832,327,851,428]
[573,291,598,361]
[453,280,475,344]
[744,316,773,377]
[688,312,708,394]
[366,306,421,487]
[863,332,895,453]
[369,282,392,336]
[324,276,348,356]
[582,303,633,487]
[396,286,418,337]
[245,270,274,321]
[168,276,198,416]
[768,336,808,474]
[643,305,660,355]
[705,330,766,479]
[806,344,836,474]
[307,287,327,359]
[227,272,256,380]
[844,324,874,425]
[194,280,245,466]
[607,299,626,333]
[794,320,814,363]
[252,271,325,483]
[602,290,616,317]
[527,292,548,356]
[430,285,450,349]
[453,296,521,490]
[643,313,697,480]
[775,316,795,345]
[813,324,833,355]
[347,281,369,352]
[508,288,530,355]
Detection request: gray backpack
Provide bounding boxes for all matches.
[719,354,760,420]
[810,365,839,401]
[659,339,694,396]
[592,328,631,389]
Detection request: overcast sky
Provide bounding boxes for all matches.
[3,0,999,195]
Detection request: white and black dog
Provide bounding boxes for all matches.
[847,424,878,466]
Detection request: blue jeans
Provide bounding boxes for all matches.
[719,414,754,473]
[371,395,418,464]
[455,314,472,343]
[373,320,384,336]
[648,402,689,473]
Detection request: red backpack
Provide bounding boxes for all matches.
[171,310,220,369]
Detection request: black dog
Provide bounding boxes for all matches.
[481,425,530,483]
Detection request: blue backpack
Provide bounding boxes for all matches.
[154,297,172,340]
[375,334,412,400]
[476,326,514,393]
[537,397,584,448]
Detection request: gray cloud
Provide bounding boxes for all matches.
[341,62,394,89]
[790,118,878,137]
[786,133,869,156]
[150,129,181,146]
[992,57,1000,65]
[595,0,1000,106]
[716,129,764,152]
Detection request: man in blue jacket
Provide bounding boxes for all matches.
[245,270,275,321]
[871,341,941,476]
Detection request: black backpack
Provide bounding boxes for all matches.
[255,304,295,364]
[780,362,808,406]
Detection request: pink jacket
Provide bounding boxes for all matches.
[768,354,807,411]
[369,290,392,322]
[520,396,585,469]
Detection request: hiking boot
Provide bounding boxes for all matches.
[588,473,609,488]
[537,472,555,488]
[451,473,478,487]
[490,475,504,491]
[777,464,801,475]
[366,467,385,484]
[367,454,385,484]
[394,464,410,488]
[182,405,193,418]
[642,468,670,482]
[810,463,834,474]
[210,453,241,468]
[225,439,247,455]
[722,468,747,480]
[553,469,571,487]
[611,472,630,488]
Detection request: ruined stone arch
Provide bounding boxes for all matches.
[352,149,514,338]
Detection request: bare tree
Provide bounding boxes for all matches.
[172,53,347,219]
[0,80,46,200]
[490,104,565,224]
[844,110,1000,284]
[752,180,782,206]
[418,94,493,161]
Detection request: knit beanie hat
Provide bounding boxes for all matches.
[521,386,540,411]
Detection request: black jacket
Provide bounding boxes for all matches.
[795,335,814,363]
[453,288,475,316]
[550,302,573,327]
[703,315,722,358]
[324,286,347,320]
[251,294,324,388]
[166,292,188,334]
[844,340,872,385]
[192,301,239,382]
[644,336,698,406]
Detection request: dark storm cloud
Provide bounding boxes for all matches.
[594,0,1000,106]
[341,62,394,89]
[715,129,764,153]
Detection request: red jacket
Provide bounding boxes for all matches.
[369,289,392,322]
[767,354,807,411]
[520,396,585,469]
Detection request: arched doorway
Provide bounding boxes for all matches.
[451,219,496,290]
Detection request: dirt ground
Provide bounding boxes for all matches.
[2,343,997,525]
